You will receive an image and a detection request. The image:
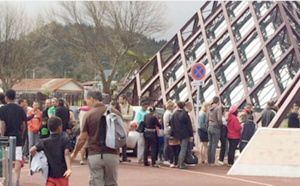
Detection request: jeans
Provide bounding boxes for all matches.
[158,140,164,160]
[28,131,39,150]
[178,138,189,167]
[207,126,221,164]
[163,136,170,161]
[219,136,228,162]
[143,132,157,165]
[228,138,239,165]
[121,145,127,161]
[88,154,119,186]
[137,133,145,161]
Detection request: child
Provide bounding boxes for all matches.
[239,115,257,152]
[30,116,72,186]
[39,118,50,139]
[168,125,180,168]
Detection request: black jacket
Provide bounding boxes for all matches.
[240,120,256,142]
[55,105,70,131]
[170,109,193,140]
[42,107,49,119]
[261,108,275,127]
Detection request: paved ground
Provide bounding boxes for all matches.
[18,157,300,186]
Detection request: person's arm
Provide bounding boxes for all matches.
[217,107,222,125]
[297,114,300,119]
[21,121,25,137]
[63,149,72,178]
[69,111,76,126]
[135,111,141,125]
[30,146,38,157]
[185,113,194,141]
[154,117,162,129]
[1,120,5,136]
[234,117,242,131]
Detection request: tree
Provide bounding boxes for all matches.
[45,1,167,94]
[0,3,39,92]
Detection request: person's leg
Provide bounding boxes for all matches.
[174,145,180,166]
[80,147,85,162]
[28,131,34,150]
[203,142,208,164]
[14,146,22,185]
[231,139,240,164]
[169,145,174,164]
[219,134,226,162]
[210,127,221,164]
[121,145,128,161]
[137,133,144,162]
[150,136,158,166]
[143,135,150,165]
[163,136,169,161]
[227,138,234,165]
[239,141,247,153]
[88,154,104,186]
[34,133,39,146]
[207,128,213,164]
[103,154,119,186]
[178,138,189,168]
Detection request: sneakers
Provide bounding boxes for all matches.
[138,160,143,164]
[163,161,170,165]
[170,164,176,168]
[15,180,19,186]
[80,161,85,165]
[218,161,225,166]
[179,164,187,169]
[185,164,196,166]
[122,159,131,162]
[152,164,161,168]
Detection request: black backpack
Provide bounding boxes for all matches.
[185,151,198,165]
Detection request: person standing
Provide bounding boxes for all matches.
[119,95,133,162]
[48,98,58,118]
[78,100,90,165]
[27,101,42,150]
[197,102,210,164]
[185,102,196,154]
[0,89,26,186]
[55,99,70,137]
[135,101,149,164]
[206,97,222,165]
[227,105,241,166]
[170,101,193,169]
[261,100,276,127]
[240,115,257,152]
[71,89,124,186]
[218,107,228,165]
[143,106,162,167]
[163,100,175,164]
[288,105,300,128]
[42,99,51,119]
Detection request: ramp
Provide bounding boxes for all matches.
[228,128,300,178]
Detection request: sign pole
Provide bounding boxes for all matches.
[195,85,200,149]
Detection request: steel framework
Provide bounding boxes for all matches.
[118,1,300,127]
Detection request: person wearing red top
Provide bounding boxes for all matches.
[27,101,42,150]
[226,105,241,166]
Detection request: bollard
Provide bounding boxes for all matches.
[8,137,16,186]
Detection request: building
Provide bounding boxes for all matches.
[118,1,300,127]
[12,78,84,106]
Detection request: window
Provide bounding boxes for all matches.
[232,9,255,42]
[185,34,205,66]
[253,1,274,19]
[206,13,227,44]
[163,57,184,90]
[227,1,249,21]
[221,77,245,107]
[215,54,238,89]
[260,7,283,41]
[238,31,261,64]
[210,32,232,65]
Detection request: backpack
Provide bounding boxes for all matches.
[99,105,128,158]
[185,151,198,165]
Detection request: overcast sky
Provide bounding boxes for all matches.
[22,1,205,41]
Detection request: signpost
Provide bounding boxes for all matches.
[191,63,206,148]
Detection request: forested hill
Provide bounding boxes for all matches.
[32,23,167,83]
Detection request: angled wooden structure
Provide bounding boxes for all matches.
[118,1,300,126]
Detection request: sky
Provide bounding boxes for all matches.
[21,1,206,41]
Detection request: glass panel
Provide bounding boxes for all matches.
[251,76,277,110]
[260,7,282,41]
[141,79,161,106]
[253,1,274,19]
[221,77,245,107]
[140,58,157,89]
[274,52,299,93]
[199,78,215,103]
[232,9,255,42]
[244,52,269,89]
[206,12,227,44]
[238,31,261,64]
[286,10,300,38]
[185,34,205,67]
[167,78,188,102]
[181,14,200,43]
[160,36,179,66]
[215,54,238,89]
[210,32,232,65]
[267,28,291,64]
[163,57,183,90]
[227,1,248,21]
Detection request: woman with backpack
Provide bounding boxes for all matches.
[143,106,162,167]
[227,105,241,166]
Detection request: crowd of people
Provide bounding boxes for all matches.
[0,88,300,186]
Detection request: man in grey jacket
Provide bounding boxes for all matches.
[206,96,222,165]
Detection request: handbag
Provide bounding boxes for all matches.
[136,121,145,133]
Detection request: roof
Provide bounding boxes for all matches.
[12,78,84,93]
[81,81,99,86]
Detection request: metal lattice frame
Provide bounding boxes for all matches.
[118,1,300,126]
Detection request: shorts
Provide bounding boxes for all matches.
[15,146,22,161]
[198,129,208,142]
[45,177,69,186]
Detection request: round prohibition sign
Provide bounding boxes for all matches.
[191,63,206,81]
